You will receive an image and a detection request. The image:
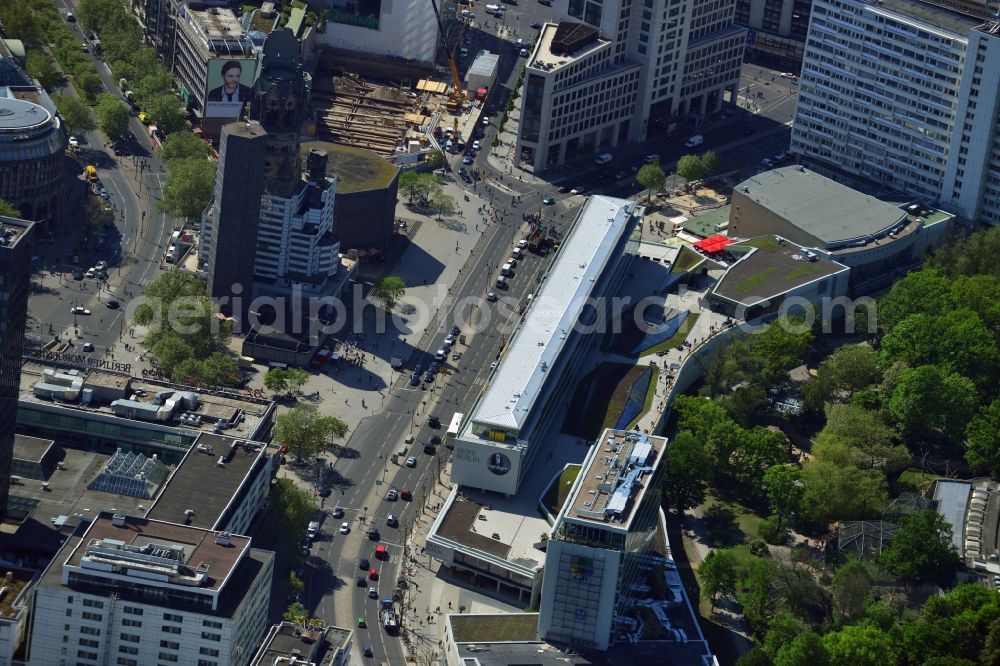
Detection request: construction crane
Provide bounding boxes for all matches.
[428,0,465,113]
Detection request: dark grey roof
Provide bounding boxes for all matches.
[735,167,905,246]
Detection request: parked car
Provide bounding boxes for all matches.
[487,291,498,302]
[95,260,107,271]
[558,184,571,193]
[422,370,434,383]
[82,342,95,352]
[780,72,797,78]
[462,155,474,165]
[760,158,774,169]
[531,21,542,29]
[406,456,417,468]
[409,373,420,386]
[542,196,555,204]
[570,186,585,195]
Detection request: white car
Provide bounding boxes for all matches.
[517,239,528,248]
[68,136,79,148]
[472,140,481,150]
[71,306,91,315]
[368,586,378,599]
[486,291,498,302]
[406,456,417,468]
[339,522,350,534]
[386,488,398,501]
[570,186,585,195]
[780,72,796,78]
[85,268,96,278]
[444,334,456,346]
[95,260,108,271]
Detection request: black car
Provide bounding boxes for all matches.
[359,558,370,570]
[106,300,120,309]
[422,370,434,383]
[457,167,473,184]
[429,415,441,428]
[73,271,84,281]
[558,184,571,193]
[430,434,442,445]
[450,325,461,336]
[363,646,374,658]
[409,373,420,386]
[530,22,542,29]
[424,443,436,454]
[368,528,380,541]
[357,576,367,587]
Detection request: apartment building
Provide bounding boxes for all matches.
[29,513,273,666]
[734,0,813,64]
[792,0,1000,224]
[517,0,746,171]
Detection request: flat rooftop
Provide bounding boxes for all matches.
[0,569,33,619]
[713,237,849,306]
[436,486,550,570]
[0,216,33,247]
[565,430,666,529]
[934,480,971,552]
[145,434,269,529]
[63,512,251,591]
[253,622,352,666]
[187,6,246,38]
[872,0,981,35]
[0,96,50,131]
[468,196,637,433]
[302,141,398,194]
[735,167,906,247]
[19,360,273,440]
[530,22,611,72]
[455,640,611,666]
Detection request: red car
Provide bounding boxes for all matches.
[369,568,379,580]
[401,488,412,501]
[375,544,387,560]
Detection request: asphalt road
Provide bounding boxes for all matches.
[28,1,173,361]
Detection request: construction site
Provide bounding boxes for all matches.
[309,0,484,157]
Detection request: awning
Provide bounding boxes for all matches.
[693,235,733,254]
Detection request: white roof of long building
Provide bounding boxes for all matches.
[470,195,635,432]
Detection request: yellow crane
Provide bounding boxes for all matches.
[429,0,465,113]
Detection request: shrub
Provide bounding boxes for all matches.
[758,516,789,545]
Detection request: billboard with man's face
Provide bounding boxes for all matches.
[204,57,257,119]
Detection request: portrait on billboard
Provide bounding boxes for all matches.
[205,58,256,118]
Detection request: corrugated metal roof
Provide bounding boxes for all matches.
[470,195,634,432]
[934,480,970,551]
[468,51,499,78]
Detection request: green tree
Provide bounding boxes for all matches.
[399,171,434,205]
[738,558,780,634]
[700,150,723,176]
[735,648,773,666]
[730,427,788,498]
[764,610,808,659]
[675,154,706,181]
[798,458,887,531]
[430,190,455,219]
[200,353,239,386]
[172,357,205,384]
[822,625,897,666]
[263,368,289,394]
[814,344,880,401]
[698,549,737,611]
[881,509,959,585]
[0,198,20,218]
[55,94,96,134]
[887,365,978,455]
[273,404,348,462]
[159,131,211,163]
[965,399,1000,475]
[285,368,309,394]
[0,2,40,43]
[763,464,802,529]
[95,93,130,141]
[288,570,304,597]
[636,163,666,202]
[283,601,309,624]
[159,157,216,223]
[663,431,710,511]
[370,275,406,312]
[831,559,871,623]
[143,93,186,134]
[818,404,908,473]
[927,225,1000,280]
[424,150,444,169]
[876,269,954,334]
[775,632,830,666]
[26,51,60,89]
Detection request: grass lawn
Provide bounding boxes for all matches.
[541,465,582,516]
[734,236,783,252]
[672,245,704,273]
[701,494,767,545]
[784,263,821,282]
[644,312,701,355]
[450,614,539,642]
[562,363,636,439]
[895,467,940,494]
[734,267,777,293]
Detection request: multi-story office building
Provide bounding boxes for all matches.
[450,196,641,496]
[202,121,268,320]
[172,5,256,138]
[537,430,713,660]
[0,218,32,520]
[517,0,746,171]
[29,512,273,666]
[791,0,1000,224]
[735,0,813,64]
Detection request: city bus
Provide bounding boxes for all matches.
[445,412,463,449]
